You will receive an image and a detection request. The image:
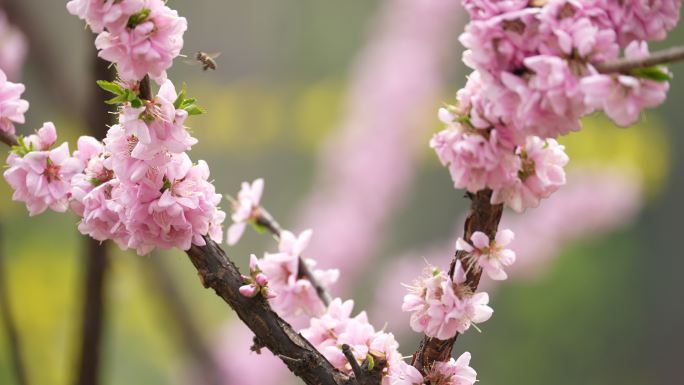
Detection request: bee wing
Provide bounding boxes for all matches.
[207,52,222,59]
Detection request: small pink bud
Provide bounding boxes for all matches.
[239,284,258,298]
[255,273,269,286]
[249,254,259,272]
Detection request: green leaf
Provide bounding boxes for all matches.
[366,354,375,371]
[11,136,35,156]
[127,8,151,29]
[96,80,124,96]
[105,95,128,105]
[173,84,187,109]
[184,105,206,116]
[130,98,144,108]
[630,66,672,82]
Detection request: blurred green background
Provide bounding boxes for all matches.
[0,1,683,385]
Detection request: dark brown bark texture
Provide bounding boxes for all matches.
[412,189,503,374]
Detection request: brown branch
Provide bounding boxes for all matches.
[595,44,684,74]
[0,130,18,147]
[254,208,333,306]
[73,53,117,385]
[341,345,386,385]
[412,189,503,373]
[186,237,354,385]
[142,256,223,385]
[0,223,29,385]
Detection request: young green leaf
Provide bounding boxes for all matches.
[96,80,124,96]
[630,66,672,82]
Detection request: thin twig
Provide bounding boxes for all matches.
[596,44,684,73]
[254,207,333,306]
[341,344,362,385]
[0,223,29,385]
[412,189,503,373]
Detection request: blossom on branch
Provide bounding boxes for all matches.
[4,123,82,216]
[456,229,516,281]
[402,262,493,340]
[256,229,339,318]
[227,178,264,245]
[0,69,28,135]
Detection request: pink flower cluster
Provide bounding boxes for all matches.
[391,352,477,385]
[433,0,678,212]
[67,0,186,83]
[4,123,81,215]
[301,298,407,385]
[0,69,29,135]
[402,262,493,340]
[3,80,225,255]
[254,229,339,318]
[456,229,515,281]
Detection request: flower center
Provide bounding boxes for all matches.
[44,159,61,182]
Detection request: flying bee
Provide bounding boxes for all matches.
[195,51,221,71]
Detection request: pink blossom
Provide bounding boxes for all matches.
[426,352,477,385]
[301,298,405,382]
[94,0,187,82]
[257,230,339,319]
[491,137,569,212]
[602,0,681,45]
[0,69,29,135]
[581,42,669,126]
[226,178,264,245]
[538,0,618,62]
[120,80,197,159]
[462,0,528,21]
[3,123,83,215]
[389,361,424,385]
[402,262,493,340]
[460,9,542,75]
[430,127,520,193]
[66,0,143,33]
[70,136,111,216]
[456,229,516,280]
[498,56,588,139]
[103,124,170,188]
[278,229,312,257]
[77,179,130,250]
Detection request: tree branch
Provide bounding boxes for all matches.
[0,130,18,147]
[595,44,684,74]
[254,207,333,306]
[185,238,354,385]
[0,224,29,385]
[412,189,503,373]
